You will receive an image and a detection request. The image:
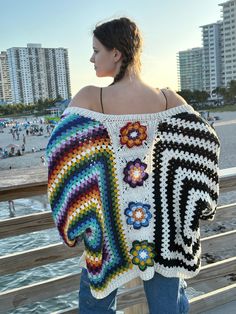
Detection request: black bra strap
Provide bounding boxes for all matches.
[160,89,168,110]
[100,88,104,113]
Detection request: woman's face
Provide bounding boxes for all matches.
[90,36,122,78]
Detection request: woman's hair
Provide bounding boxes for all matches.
[93,17,143,85]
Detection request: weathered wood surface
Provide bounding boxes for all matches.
[0,243,84,276]
[0,211,54,239]
[189,282,236,314]
[0,167,47,201]
[219,167,236,193]
[201,229,236,254]
[188,256,236,284]
[0,167,47,191]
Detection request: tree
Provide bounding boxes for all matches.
[177,90,193,103]
[177,89,209,106]
[192,90,209,104]
[212,81,236,105]
[228,80,236,103]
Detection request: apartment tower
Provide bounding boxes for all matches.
[0,51,12,104]
[200,21,223,97]
[7,44,71,104]
[177,47,204,91]
[219,0,236,86]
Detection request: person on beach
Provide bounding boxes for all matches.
[21,143,25,155]
[46,17,220,314]
[40,155,46,166]
[8,200,16,217]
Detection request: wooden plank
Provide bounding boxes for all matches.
[188,256,236,285]
[0,184,47,202]
[219,167,236,193]
[0,167,47,201]
[0,211,54,239]
[201,229,236,254]
[0,273,81,312]
[0,243,84,276]
[189,282,236,313]
[0,167,47,191]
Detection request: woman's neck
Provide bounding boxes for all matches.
[112,70,144,87]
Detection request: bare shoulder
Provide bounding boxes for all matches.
[161,87,187,109]
[68,85,99,109]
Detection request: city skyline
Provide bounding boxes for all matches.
[4,44,71,104]
[1,0,222,96]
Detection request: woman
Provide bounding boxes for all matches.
[47,17,220,314]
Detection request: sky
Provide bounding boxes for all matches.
[0,0,222,96]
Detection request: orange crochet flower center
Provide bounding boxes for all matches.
[120,121,147,148]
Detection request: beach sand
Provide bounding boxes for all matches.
[0,110,236,171]
[0,119,50,171]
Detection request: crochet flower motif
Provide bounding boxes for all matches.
[120,121,147,148]
[123,158,148,188]
[130,240,156,271]
[125,202,152,229]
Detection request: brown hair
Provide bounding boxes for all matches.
[93,17,143,85]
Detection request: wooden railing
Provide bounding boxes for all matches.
[0,167,236,314]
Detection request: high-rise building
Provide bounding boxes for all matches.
[219,0,236,87]
[7,44,71,104]
[177,0,236,97]
[177,48,204,91]
[200,21,223,97]
[0,51,12,104]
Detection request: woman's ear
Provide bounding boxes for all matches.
[113,49,122,62]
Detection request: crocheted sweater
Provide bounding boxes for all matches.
[46,104,220,299]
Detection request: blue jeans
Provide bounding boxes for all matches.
[79,268,189,314]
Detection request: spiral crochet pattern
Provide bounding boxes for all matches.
[46,103,220,298]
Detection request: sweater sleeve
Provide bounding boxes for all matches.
[46,112,93,247]
[199,121,221,221]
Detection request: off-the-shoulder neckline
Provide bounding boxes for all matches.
[62,103,196,121]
